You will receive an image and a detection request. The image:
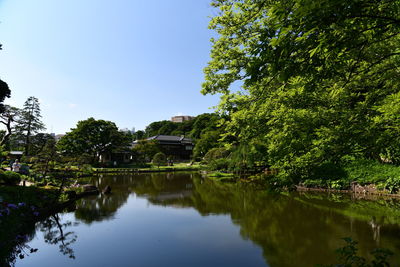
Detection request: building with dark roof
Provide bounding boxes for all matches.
[138,135,194,160]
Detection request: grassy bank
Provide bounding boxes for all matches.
[300,159,400,192]
[203,158,400,194]
[93,162,202,173]
[206,171,235,182]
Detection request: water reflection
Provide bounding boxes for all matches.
[66,173,400,266]
[12,172,400,266]
[74,173,197,223]
[38,214,78,259]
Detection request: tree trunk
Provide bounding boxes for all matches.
[0,118,12,146]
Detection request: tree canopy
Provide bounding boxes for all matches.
[57,118,130,162]
[203,0,400,181]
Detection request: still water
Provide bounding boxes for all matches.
[16,172,400,266]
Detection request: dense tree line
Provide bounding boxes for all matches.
[134,113,225,159]
[202,0,400,182]
[141,113,220,139]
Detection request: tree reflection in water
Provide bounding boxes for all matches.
[53,173,400,266]
[38,214,78,259]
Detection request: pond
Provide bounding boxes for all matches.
[14,172,400,266]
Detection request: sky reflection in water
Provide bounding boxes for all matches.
[16,172,400,267]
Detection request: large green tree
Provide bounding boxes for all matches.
[15,96,46,155]
[203,0,400,181]
[57,118,130,163]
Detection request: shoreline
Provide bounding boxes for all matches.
[93,167,200,174]
[296,185,400,199]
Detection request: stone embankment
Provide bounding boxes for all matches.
[296,182,400,199]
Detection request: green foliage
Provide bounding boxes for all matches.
[189,113,222,140]
[1,160,9,169]
[143,113,223,140]
[384,177,400,194]
[321,238,393,267]
[29,133,55,156]
[58,118,130,163]
[203,147,230,164]
[193,130,223,159]
[203,0,400,181]
[0,79,11,113]
[15,96,46,155]
[0,171,21,185]
[132,130,145,141]
[138,113,226,161]
[343,159,400,186]
[80,164,93,175]
[295,159,400,192]
[152,152,167,168]
[133,140,161,162]
[0,105,20,147]
[207,171,235,182]
[207,158,230,171]
[145,120,180,137]
[228,142,268,172]
[32,138,59,177]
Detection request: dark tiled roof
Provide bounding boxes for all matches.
[147,135,193,144]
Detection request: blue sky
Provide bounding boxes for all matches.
[0,0,221,133]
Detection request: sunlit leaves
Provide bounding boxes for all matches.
[203,0,400,180]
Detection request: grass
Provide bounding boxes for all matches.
[343,159,400,185]
[207,171,236,182]
[147,162,201,170]
[93,162,202,172]
[301,159,400,192]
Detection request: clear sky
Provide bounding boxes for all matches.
[0,0,221,134]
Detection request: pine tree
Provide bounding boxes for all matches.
[16,96,46,156]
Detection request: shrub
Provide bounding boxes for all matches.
[152,152,167,168]
[3,171,21,185]
[1,160,9,168]
[80,164,93,175]
[384,177,400,194]
[203,147,229,164]
[207,158,230,171]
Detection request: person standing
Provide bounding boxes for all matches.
[12,159,21,172]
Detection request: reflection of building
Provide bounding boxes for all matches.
[171,115,194,123]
